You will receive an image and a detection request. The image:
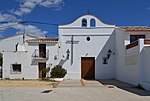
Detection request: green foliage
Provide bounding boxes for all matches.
[50,65,67,78]
[42,67,51,79]
[42,67,50,74]
[0,53,2,67]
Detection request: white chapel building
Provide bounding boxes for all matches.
[0,14,150,91]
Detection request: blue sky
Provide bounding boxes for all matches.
[0,0,150,38]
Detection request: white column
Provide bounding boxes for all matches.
[138,38,144,85]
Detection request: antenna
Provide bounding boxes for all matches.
[23,19,26,43]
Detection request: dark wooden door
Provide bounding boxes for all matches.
[81,57,95,79]
[39,44,46,58]
[39,63,46,78]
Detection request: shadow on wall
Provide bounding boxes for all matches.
[31,59,47,65]
[99,80,150,96]
[58,56,68,66]
[31,59,38,65]
[95,32,115,79]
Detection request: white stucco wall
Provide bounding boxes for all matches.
[28,42,60,69]
[140,47,150,82]
[139,46,150,91]
[115,28,140,86]
[1,34,41,79]
[0,34,36,53]
[59,14,116,79]
[3,41,59,79]
[3,51,38,79]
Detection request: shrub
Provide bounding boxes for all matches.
[50,65,67,78]
[42,67,50,78]
[42,67,50,74]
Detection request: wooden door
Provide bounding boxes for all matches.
[39,63,46,78]
[81,57,95,79]
[39,44,46,58]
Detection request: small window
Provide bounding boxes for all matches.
[130,35,145,43]
[82,18,87,27]
[90,19,96,27]
[11,64,21,74]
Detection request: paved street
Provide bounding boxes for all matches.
[0,80,150,101]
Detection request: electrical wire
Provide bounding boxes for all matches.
[0,20,59,29]
[0,20,58,25]
[0,23,19,29]
[26,20,58,26]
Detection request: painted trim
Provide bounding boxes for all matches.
[59,27,116,29]
[144,39,150,44]
[62,34,111,36]
[126,41,138,49]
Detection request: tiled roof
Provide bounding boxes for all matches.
[27,38,58,43]
[121,26,150,31]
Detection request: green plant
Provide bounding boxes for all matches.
[42,67,50,74]
[0,53,2,67]
[42,67,50,78]
[50,65,67,78]
[5,78,10,80]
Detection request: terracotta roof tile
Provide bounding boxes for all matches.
[121,26,150,31]
[27,38,58,43]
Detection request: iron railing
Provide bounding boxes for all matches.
[32,49,49,59]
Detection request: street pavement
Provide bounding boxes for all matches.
[0,80,150,101]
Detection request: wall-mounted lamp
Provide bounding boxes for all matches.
[54,55,57,60]
[66,49,70,59]
[107,49,112,59]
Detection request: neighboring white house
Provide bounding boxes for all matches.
[0,33,59,79]
[0,14,150,91]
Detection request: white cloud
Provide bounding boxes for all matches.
[0,12,48,37]
[0,0,63,37]
[0,13,17,22]
[13,24,47,36]
[0,13,18,32]
[0,33,3,38]
[11,0,64,16]
[41,0,63,7]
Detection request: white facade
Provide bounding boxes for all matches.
[0,14,150,91]
[59,15,116,79]
[1,33,59,79]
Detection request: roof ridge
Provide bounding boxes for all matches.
[26,38,58,43]
[121,26,150,31]
[120,26,150,27]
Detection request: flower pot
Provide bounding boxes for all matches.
[53,78,64,81]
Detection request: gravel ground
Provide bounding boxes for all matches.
[0,80,56,88]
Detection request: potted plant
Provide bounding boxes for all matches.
[50,65,67,81]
